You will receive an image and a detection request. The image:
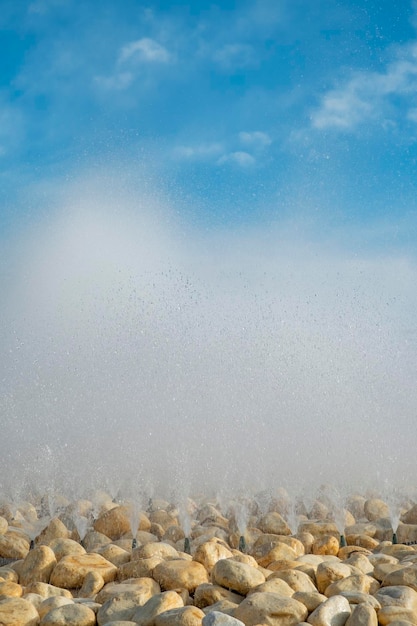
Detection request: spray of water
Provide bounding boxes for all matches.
[1,174,417,499]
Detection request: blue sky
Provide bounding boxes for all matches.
[1,0,417,247]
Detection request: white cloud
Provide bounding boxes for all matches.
[239,130,272,147]
[217,151,255,166]
[311,42,417,130]
[119,38,171,64]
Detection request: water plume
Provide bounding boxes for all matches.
[1,173,417,500]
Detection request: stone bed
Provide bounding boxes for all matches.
[1,491,417,625]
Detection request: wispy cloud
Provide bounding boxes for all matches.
[118,38,172,64]
[239,130,272,147]
[311,42,417,130]
[217,151,255,166]
[95,37,172,91]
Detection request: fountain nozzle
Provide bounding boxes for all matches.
[392,532,398,545]
[132,538,138,549]
[184,537,191,555]
[339,534,346,548]
[238,535,246,553]
[29,539,35,550]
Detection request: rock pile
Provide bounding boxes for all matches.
[0,491,416,625]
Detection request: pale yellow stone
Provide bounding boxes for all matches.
[364,498,390,522]
[325,574,379,597]
[229,553,258,568]
[194,583,243,609]
[254,542,297,567]
[163,525,185,544]
[346,495,366,520]
[312,534,340,556]
[136,541,179,560]
[193,540,233,573]
[342,553,373,574]
[19,545,57,586]
[345,534,379,550]
[268,569,317,593]
[298,521,339,539]
[22,593,44,610]
[153,559,209,593]
[345,603,378,626]
[0,596,40,626]
[257,512,291,535]
[378,606,417,625]
[212,559,265,595]
[0,581,23,599]
[201,600,239,616]
[373,562,404,582]
[40,602,96,625]
[95,578,160,605]
[131,590,184,625]
[0,531,30,559]
[374,585,417,613]
[0,568,18,583]
[25,582,73,599]
[345,523,378,538]
[154,606,205,625]
[38,596,74,619]
[338,591,381,609]
[382,565,417,590]
[50,553,117,589]
[96,544,130,567]
[149,510,178,532]
[117,556,163,581]
[78,570,105,597]
[0,517,8,535]
[296,532,315,554]
[307,594,351,625]
[47,538,86,561]
[316,561,352,593]
[82,531,112,552]
[337,546,372,560]
[36,518,70,546]
[234,592,308,626]
[248,577,294,597]
[94,506,131,540]
[292,591,327,612]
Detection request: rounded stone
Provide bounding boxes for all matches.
[153,559,209,593]
[50,553,117,589]
[47,538,86,562]
[40,602,96,625]
[269,569,317,593]
[258,512,291,535]
[202,611,245,625]
[234,591,308,626]
[194,583,244,609]
[19,545,57,586]
[307,594,351,626]
[312,535,340,556]
[0,532,30,559]
[193,540,234,573]
[131,590,184,625]
[345,603,378,626]
[38,596,74,619]
[212,559,265,595]
[96,578,160,605]
[153,606,206,625]
[135,541,179,560]
[0,581,23,599]
[0,517,8,535]
[0,597,40,626]
[364,499,390,522]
